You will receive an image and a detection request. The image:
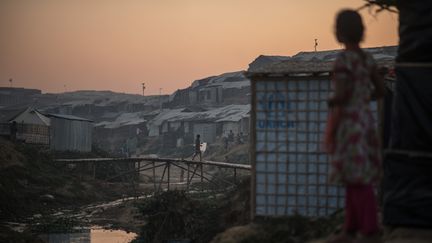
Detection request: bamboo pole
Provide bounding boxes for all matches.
[153,161,156,192]
[158,164,168,192]
[200,164,204,191]
[187,163,190,191]
[167,162,170,191]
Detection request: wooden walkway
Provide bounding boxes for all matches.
[55,157,251,170]
[55,157,251,192]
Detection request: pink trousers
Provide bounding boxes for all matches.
[344,184,379,235]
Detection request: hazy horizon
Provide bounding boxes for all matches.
[0,0,398,95]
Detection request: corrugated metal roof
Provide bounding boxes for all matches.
[45,113,93,122]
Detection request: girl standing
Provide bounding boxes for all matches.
[325,9,384,243]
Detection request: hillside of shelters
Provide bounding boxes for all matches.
[0,46,396,160]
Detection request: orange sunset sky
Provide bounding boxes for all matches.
[0,0,398,95]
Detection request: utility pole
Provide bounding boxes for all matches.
[159,88,162,110]
[314,39,318,52]
[142,82,146,96]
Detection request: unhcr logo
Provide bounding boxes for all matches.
[258,93,291,115]
[257,93,296,129]
[257,120,295,129]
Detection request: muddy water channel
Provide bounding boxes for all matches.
[39,227,136,243]
[18,196,147,242]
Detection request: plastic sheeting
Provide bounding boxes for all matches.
[397,0,432,62]
[390,67,432,150]
[384,66,432,226]
[383,0,432,227]
[383,153,432,227]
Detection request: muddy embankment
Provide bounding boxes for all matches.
[1,139,348,243]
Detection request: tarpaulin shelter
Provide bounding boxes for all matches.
[7,107,50,144]
[382,0,432,227]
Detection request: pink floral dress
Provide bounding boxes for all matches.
[328,50,382,185]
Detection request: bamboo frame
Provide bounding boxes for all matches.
[63,157,249,193]
[54,157,251,170]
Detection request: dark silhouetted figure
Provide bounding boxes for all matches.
[223,136,229,151]
[10,121,17,142]
[239,132,245,144]
[192,134,202,161]
[236,133,244,144]
[228,130,234,142]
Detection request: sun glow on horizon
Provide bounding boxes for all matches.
[0,0,397,95]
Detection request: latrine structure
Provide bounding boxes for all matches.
[246,53,394,218]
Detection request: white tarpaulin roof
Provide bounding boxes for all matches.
[10,108,50,126]
[96,112,147,129]
[149,104,250,126]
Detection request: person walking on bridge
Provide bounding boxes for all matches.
[192,134,202,161]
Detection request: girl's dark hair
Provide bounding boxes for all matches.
[336,9,364,43]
